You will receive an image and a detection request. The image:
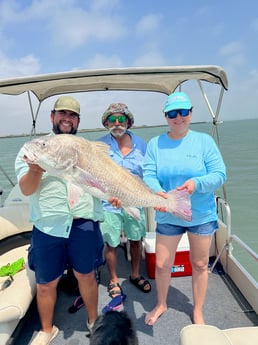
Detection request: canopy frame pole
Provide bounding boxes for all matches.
[27,91,42,138]
[196,81,227,201]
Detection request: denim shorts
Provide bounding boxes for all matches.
[156,221,218,237]
[100,208,146,247]
[28,219,105,284]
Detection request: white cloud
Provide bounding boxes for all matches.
[86,54,124,69]
[136,14,162,34]
[0,52,40,78]
[48,9,127,48]
[219,41,243,56]
[219,41,245,67]
[133,51,166,67]
[0,0,127,49]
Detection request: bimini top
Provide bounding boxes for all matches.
[0,65,228,102]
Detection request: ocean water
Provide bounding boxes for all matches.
[0,119,257,278]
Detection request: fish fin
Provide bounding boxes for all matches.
[167,189,192,222]
[73,166,106,192]
[123,207,141,221]
[64,166,107,200]
[94,141,110,155]
[67,182,84,208]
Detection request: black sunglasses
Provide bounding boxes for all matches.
[166,109,191,119]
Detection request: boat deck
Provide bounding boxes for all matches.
[12,245,258,345]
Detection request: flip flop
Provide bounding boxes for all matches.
[68,296,84,313]
[102,293,127,313]
[129,275,151,293]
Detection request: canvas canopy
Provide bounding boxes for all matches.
[0,65,228,102]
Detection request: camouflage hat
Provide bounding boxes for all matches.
[102,103,134,129]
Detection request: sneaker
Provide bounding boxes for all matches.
[86,320,95,335]
[30,325,59,345]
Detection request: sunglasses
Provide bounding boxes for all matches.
[108,115,127,123]
[166,109,190,119]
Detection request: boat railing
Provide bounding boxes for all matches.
[213,196,258,270]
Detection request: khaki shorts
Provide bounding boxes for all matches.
[100,208,146,247]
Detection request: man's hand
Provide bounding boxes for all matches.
[28,163,45,173]
[108,197,122,208]
[23,155,45,173]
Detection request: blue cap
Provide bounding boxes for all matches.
[164,92,192,112]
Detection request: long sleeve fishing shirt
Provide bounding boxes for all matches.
[143,130,227,226]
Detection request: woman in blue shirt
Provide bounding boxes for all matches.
[143,92,226,326]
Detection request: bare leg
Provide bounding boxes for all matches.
[130,239,151,292]
[105,244,118,283]
[188,233,212,324]
[36,277,60,332]
[74,270,98,325]
[130,240,142,279]
[145,234,182,325]
[104,243,123,297]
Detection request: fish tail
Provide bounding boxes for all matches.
[166,189,192,222]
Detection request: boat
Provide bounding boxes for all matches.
[0,66,257,345]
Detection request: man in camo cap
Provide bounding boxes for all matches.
[99,103,151,312]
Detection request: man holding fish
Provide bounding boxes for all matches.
[15,96,120,344]
[98,103,151,312]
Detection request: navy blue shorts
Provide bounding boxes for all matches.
[28,219,105,284]
[156,221,218,236]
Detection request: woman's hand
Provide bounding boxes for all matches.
[177,179,195,194]
[155,191,168,212]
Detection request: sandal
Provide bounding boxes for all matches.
[102,294,126,313]
[107,282,123,298]
[129,275,151,293]
[68,295,84,313]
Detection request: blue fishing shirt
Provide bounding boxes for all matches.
[143,130,226,226]
[98,130,147,213]
[15,133,104,238]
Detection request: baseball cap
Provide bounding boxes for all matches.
[164,92,192,113]
[102,103,134,128]
[53,96,80,115]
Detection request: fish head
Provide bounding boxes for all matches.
[23,134,78,173]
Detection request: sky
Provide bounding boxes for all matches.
[0,0,258,135]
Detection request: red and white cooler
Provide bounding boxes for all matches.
[143,232,192,279]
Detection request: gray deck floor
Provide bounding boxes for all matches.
[12,245,258,345]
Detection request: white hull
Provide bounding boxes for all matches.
[0,65,257,344]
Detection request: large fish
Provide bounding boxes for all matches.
[22,134,192,221]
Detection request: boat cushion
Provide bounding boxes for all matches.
[179,324,258,345]
[0,244,36,323]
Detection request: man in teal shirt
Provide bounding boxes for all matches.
[15,96,117,344]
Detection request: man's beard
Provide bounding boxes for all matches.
[52,123,77,135]
[110,125,126,138]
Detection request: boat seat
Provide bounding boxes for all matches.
[0,244,36,345]
[179,324,258,345]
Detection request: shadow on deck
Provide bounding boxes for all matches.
[12,245,258,345]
